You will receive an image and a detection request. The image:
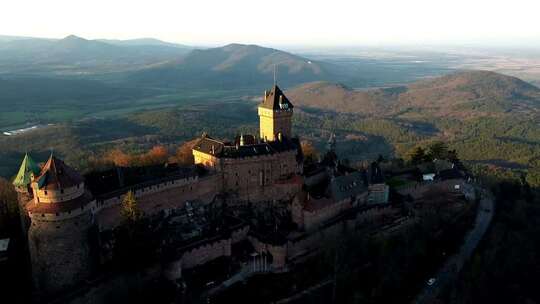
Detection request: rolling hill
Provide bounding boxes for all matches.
[287,70,540,119]
[0,35,192,74]
[127,43,359,89]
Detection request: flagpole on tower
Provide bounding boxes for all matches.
[273,64,277,86]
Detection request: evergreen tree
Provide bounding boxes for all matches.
[408,146,426,165]
[427,141,449,160]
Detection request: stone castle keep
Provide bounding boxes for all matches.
[13,84,391,298]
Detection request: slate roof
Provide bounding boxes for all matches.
[12,153,40,188]
[259,85,294,110]
[330,171,368,202]
[34,155,84,190]
[193,135,300,159]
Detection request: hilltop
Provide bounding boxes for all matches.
[127,43,356,89]
[287,70,540,119]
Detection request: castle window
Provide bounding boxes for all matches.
[56,213,59,216]
[41,214,45,217]
[44,190,48,195]
[61,189,64,194]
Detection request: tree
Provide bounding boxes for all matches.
[408,146,426,165]
[526,167,540,188]
[120,190,142,223]
[175,139,198,166]
[140,145,169,166]
[0,178,18,232]
[427,141,449,160]
[105,148,132,167]
[301,140,319,164]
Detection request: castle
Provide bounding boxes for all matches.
[13,84,390,299]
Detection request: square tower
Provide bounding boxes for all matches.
[258,85,294,142]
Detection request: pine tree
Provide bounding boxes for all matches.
[408,146,426,165]
[427,141,449,160]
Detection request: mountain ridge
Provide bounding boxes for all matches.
[0,34,192,73]
[127,43,357,89]
[286,70,540,119]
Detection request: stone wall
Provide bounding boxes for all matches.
[397,179,465,199]
[181,238,232,269]
[32,182,85,204]
[303,199,352,231]
[28,210,96,296]
[219,150,299,195]
[163,224,249,281]
[258,107,293,141]
[96,175,219,230]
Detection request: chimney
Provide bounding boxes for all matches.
[264,90,267,101]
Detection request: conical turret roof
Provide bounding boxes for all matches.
[12,153,40,188]
[34,154,84,190]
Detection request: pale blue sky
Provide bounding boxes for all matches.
[1,0,539,47]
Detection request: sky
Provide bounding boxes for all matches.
[1,0,540,47]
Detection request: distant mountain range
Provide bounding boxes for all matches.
[97,38,192,49]
[0,35,361,89]
[287,70,540,119]
[0,35,192,74]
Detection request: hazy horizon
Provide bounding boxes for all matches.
[2,0,540,48]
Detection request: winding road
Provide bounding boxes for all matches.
[414,187,494,303]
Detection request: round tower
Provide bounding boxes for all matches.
[26,154,97,296]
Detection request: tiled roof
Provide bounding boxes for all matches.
[34,155,84,190]
[193,135,299,159]
[259,85,294,110]
[12,153,40,187]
